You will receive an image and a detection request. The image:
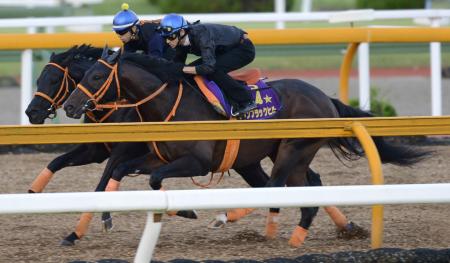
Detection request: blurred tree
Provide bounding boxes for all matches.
[148,0,295,13]
[356,0,425,9]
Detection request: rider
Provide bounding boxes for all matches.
[112,3,174,60]
[158,13,257,116]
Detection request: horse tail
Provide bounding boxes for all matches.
[329,98,432,166]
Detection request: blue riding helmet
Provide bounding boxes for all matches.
[112,3,139,34]
[158,13,189,38]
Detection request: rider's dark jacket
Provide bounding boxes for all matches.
[124,21,174,60]
[173,23,247,75]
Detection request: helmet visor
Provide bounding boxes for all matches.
[115,28,130,35]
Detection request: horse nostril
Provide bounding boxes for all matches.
[64,104,73,114]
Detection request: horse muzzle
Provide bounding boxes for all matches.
[63,103,83,119]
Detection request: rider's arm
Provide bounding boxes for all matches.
[194,33,216,75]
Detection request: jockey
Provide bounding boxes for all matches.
[113,3,173,59]
[158,13,256,116]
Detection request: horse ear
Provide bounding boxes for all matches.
[50,52,55,60]
[106,49,121,64]
[101,45,109,60]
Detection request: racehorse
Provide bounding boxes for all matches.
[25,45,161,245]
[64,47,429,247]
[27,45,365,246]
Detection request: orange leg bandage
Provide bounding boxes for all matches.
[105,179,120,192]
[324,206,348,229]
[74,212,94,239]
[265,211,279,239]
[226,208,255,222]
[288,226,308,248]
[29,168,54,193]
[159,187,177,216]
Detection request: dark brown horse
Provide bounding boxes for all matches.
[27,46,361,246]
[25,45,160,245]
[64,48,429,247]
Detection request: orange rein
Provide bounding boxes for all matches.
[34,62,76,111]
[75,59,184,165]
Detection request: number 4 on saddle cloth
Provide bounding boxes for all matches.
[193,68,282,120]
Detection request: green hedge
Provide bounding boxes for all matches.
[356,0,425,9]
[148,0,295,13]
[349,88,397,117]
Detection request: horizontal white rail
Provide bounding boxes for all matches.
[1,184,449,214]
[1,10,450,28]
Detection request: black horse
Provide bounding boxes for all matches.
[64,48,429,247]
[27,45,362,246]
[25,45,161,245]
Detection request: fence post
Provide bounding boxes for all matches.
[275,0,285,29]
[430,18,442,116]
[134,212,162,263]
[358,43,370,111]
[351,122,384,249]
[20,26,36,125]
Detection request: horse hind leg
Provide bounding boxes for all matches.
[269,138,324,247]
[305,169,368,238]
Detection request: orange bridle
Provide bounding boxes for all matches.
[75,59,182,122]
[34,62,76,118]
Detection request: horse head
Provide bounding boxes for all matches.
[64,46,122,119]
[25,44,101,124]
[64,45,175,120]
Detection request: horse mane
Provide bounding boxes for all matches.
[51,44,103,64]
[120,52,184,83]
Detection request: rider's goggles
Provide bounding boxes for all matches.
[115,28,130,36]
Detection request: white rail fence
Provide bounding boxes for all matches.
[1,183,450,262]
[1,9,450,124]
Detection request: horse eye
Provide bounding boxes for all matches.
[50,78,59,85]
[93,75,102,80]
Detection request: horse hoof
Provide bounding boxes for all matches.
[60,239,75,246]
[336,221,369,240]
[60,232,79,246]
[149,177,162,190]
[208,214,227,229]
[102,217,114,232]
[176,210,198,219]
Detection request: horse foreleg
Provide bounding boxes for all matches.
[60,212,94,246]
[149,155,209,190]
[60,174,118,246]
[29,144,108,193]
[111,153,200,219]
[208,163,265,227]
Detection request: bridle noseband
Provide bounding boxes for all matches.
[34,62,76,118]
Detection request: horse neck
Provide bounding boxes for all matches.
[118,63,219,122]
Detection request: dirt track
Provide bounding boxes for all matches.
[0,145,448,262]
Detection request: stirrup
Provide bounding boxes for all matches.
[230,106,240,117]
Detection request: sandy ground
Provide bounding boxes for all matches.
[0,145,448,262]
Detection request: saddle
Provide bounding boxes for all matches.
[193,68,281,120]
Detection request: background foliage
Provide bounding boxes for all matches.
[356,0,425,9]
[148,0,295,13]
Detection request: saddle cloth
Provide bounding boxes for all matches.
[194,68,281,120]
